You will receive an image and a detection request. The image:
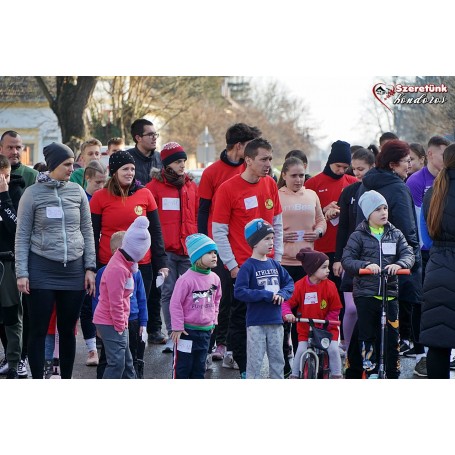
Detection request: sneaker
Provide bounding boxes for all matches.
[403,347,416,358]
[0,357,9,375]
[6,367,18,379]
[240,371,246,379]
[222,351,239,370]
[148,331,167,344]
[450,359,455,370]
[86,350,99,366]
[413,357,428,377]
[17,359,28,378]
[205,354,213,371]
[44,360,53,379]
[399,341,411,356]
[52,358,60,376]
[162,338,174,353]
[212,344,226,361]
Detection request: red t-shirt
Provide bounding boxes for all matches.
[212,174,281,267]
[305,172,357,253]
[287,276,342,341]
[198,158,245,238]
[90,188,157,265]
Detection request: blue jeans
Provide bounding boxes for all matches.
[96,324,136,379]
[173,329,211,379]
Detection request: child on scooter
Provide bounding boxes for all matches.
[341,190,415,378]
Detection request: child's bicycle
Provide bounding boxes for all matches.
[358,268,411,379]
[294,316,341,379]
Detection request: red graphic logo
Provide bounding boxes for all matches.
[372,83,395,113]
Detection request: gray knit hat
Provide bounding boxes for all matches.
[43,142,74,171]
[358,190,388,220]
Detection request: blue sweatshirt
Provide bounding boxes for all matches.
[93,265,148,326]
[234,257,294,327]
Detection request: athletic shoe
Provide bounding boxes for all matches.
[17,358,28,378]
[0,357,8,375]
[44,360,53,379]
[240,371,246,379]
[403,347,416,358]
[205,354,213,371]
[162,338,174,353]
[222,351,239,370]
[399,341,411,356]
[212,344,226,361]
[413,357,428,377]
[148,331,167,344]
[450,359,455,370]
[6,367,18,379]
[86,350,99,366]
[52,358,60,376]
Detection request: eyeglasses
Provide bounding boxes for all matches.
[141,132,159,138]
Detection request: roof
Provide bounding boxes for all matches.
[0,76,55,103]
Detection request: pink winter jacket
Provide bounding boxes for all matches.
[93,249,135,332]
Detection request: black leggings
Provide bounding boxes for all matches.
[27,289,85,379]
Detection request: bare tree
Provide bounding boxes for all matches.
[35,76,98,151]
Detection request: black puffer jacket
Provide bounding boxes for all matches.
[357,168,422,304]
[341,220,415,298]
[420,170,455,348]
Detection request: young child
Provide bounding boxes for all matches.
[84,160,107,202]
[234,218,294,379]
[341,190,415,378]
[93,231,148,378]
[170,233,221,379]
[93,216,151,379]
[282,248,343,378]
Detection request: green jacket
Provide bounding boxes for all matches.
[11,162,38,188]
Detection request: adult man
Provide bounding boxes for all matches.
[212,138,283,378]
[197,123,261,364]
[0,131,38,188]
[127,119,162,185]
[405,135,451,374]
[106,137,125,156]
[379,131,399,148]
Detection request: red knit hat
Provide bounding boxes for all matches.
[296,248,329,276]
[161,142,187,167]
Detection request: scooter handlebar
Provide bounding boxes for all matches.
[294,317,341,326]
[358,268,411,275]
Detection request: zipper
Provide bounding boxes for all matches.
[54,186,68,266]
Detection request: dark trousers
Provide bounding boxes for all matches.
[144,263,162,333]
[355,296,400,378]
[173,329,211,379]
[229,292,247,374]
[327,252,344,339]
[80,293,96,341]
[427,346,451,379]
[209,260,232,351]
[398,300,412,340]
[27,289,85,379]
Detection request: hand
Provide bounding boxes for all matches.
[325,208,340,220]
[230,266,239,279]
[323,201,340,214]
[303,231,320,242]
[139,326,146,336]
[283,313,296,323]
[272,294,284,305]
[0,173,8,193]
[85,270,96,296]
[333,261,343,277]
[17,277,30,294]
[283,231,298,242]
[159,268,169,279]
[366,263,381,274]
[171,330,188,344]
[384,264,402,275]
[117,331,124,336]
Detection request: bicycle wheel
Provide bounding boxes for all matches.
[301,352,318,379]
[319,352,330,379]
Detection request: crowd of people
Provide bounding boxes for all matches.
[1,122,454,379]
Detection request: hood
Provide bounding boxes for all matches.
[150,167,194,184]
[361,168,403,191]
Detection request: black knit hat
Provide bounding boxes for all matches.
[43,142,74,172]
[327,140,351,165]
[109,150,135,177]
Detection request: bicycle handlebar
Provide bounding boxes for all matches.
[359,268,411,275]
[294,317,341,327]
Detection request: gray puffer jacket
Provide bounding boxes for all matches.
[15,174,96,278]
[341,220,415,298]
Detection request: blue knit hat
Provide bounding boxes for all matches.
[244,218,274,248]
[185,233,218,264]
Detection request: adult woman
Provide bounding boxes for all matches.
[408,143,426,177]
[357,140,424,376]
[15,142,96,379]
[278,156,326,374]
[333,148,375,353]
[421,144,455,378]
[89,150,168,339]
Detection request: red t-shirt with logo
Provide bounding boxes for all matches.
[212,174,281,267]
[305,172,357,253]
[90,188,157,265]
